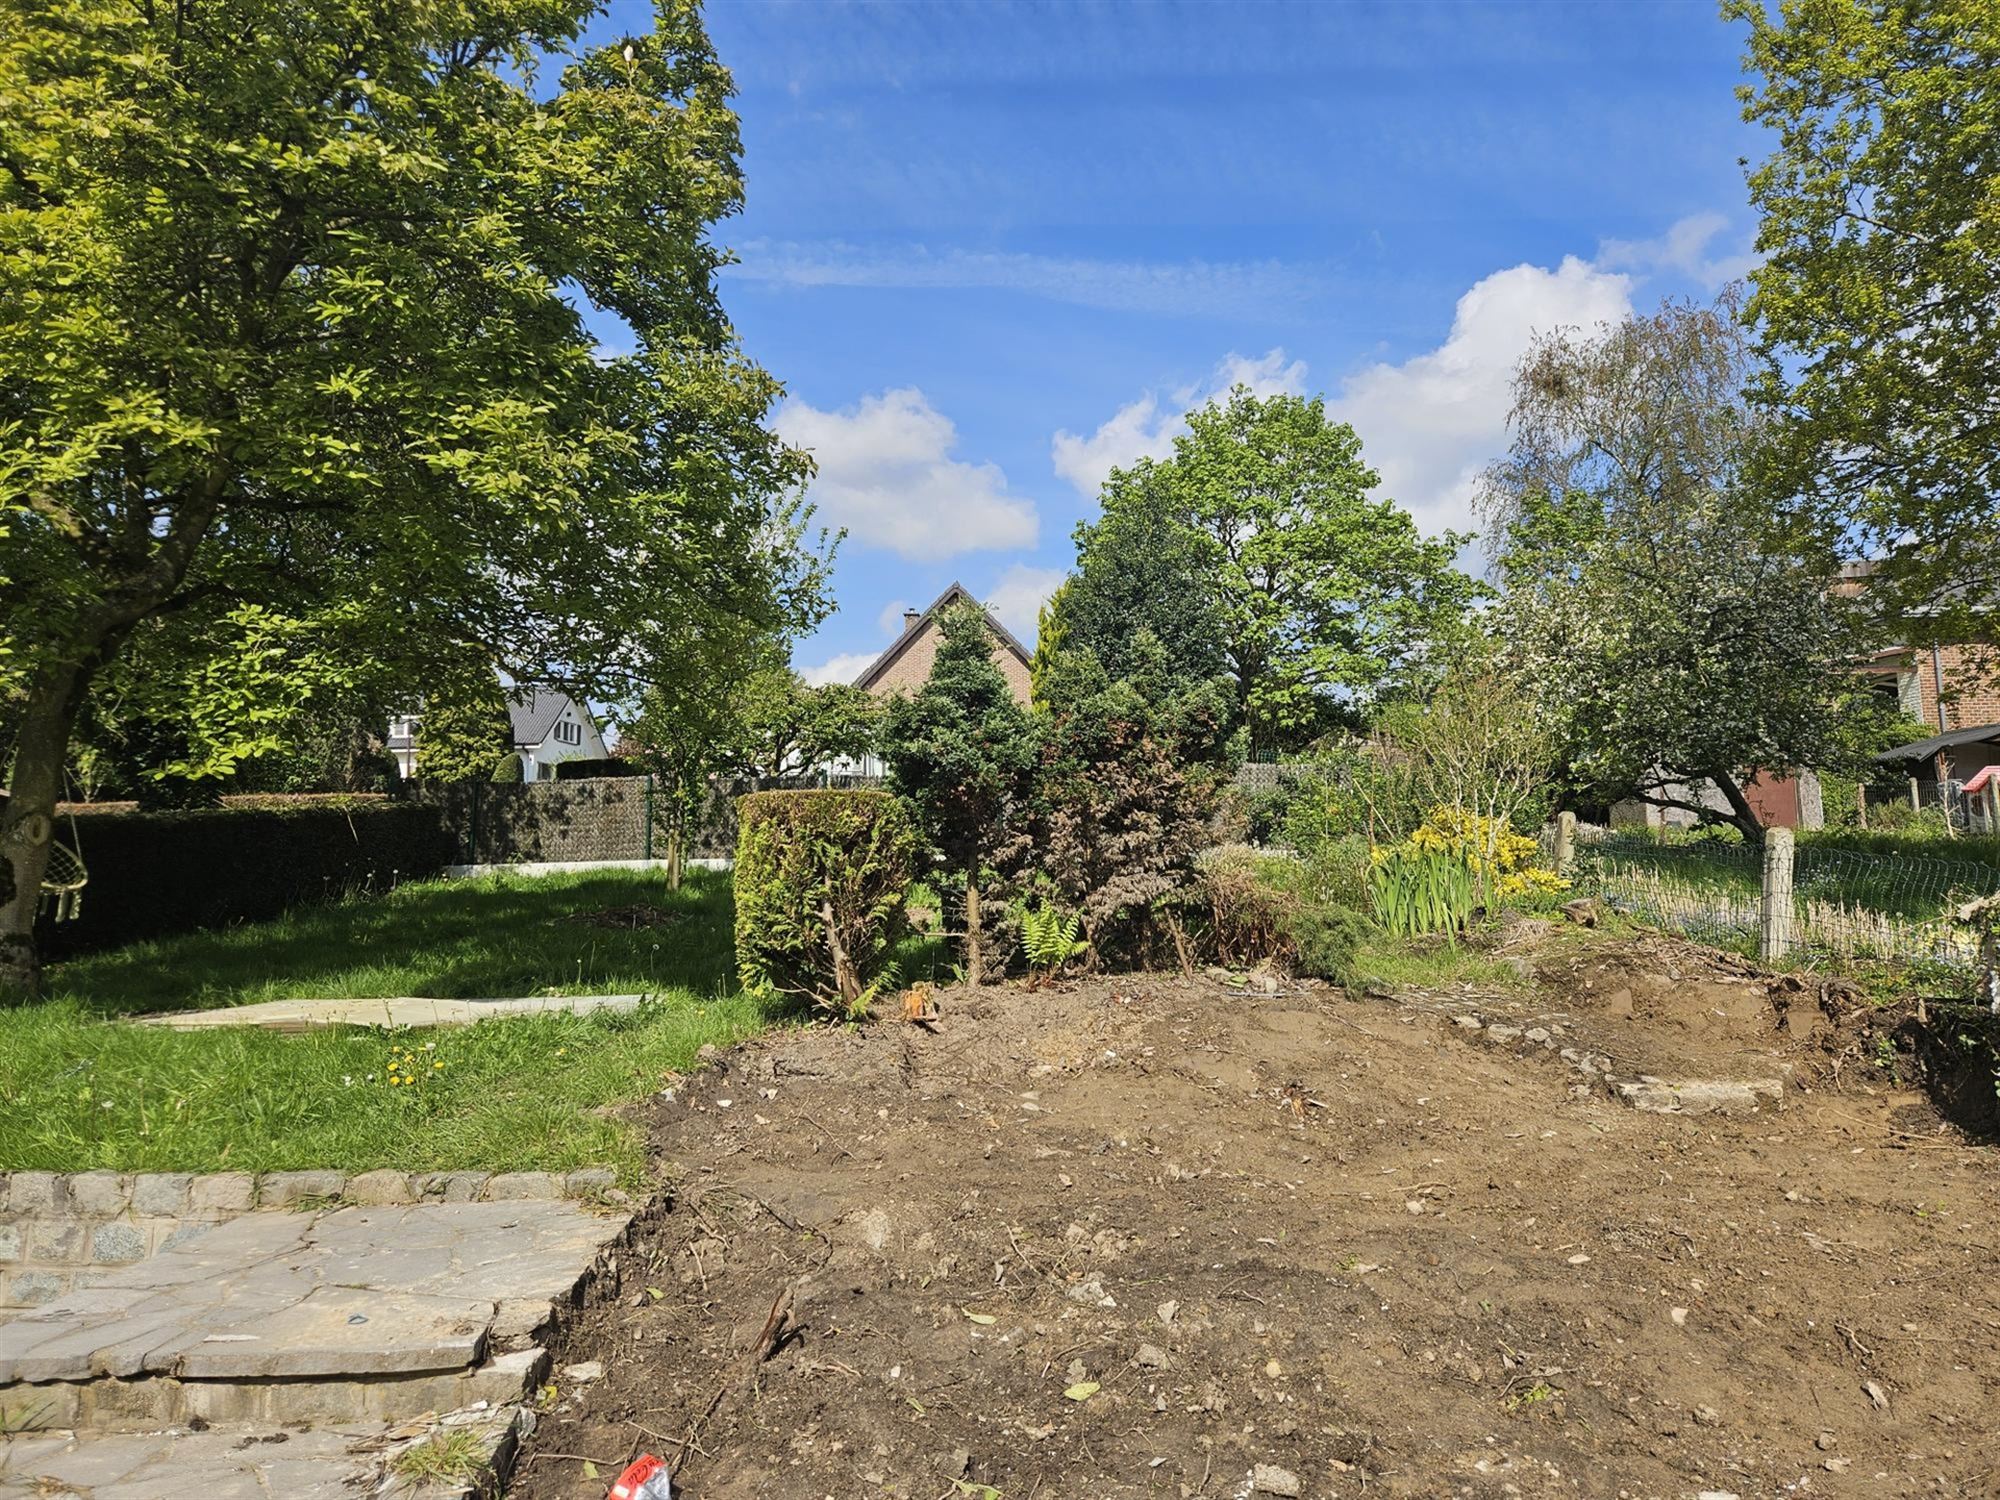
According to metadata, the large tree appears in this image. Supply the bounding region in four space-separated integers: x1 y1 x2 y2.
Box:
1483 295 1866 842
881 603 1037 985
1073 390 1477 755
0 0 829 992
1046 465 1228 693
1731 0 2000 638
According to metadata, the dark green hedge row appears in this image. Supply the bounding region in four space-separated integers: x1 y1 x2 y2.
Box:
554 758 641 781
36 802 456 960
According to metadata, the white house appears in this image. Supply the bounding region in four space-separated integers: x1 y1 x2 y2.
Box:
388 686 610 781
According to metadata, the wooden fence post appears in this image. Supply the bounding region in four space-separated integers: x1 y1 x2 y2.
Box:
1760 826 1794 963
1555 811 1576 877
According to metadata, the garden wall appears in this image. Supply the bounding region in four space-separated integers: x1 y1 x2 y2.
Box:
35 802 456 961
0 1167 621 1309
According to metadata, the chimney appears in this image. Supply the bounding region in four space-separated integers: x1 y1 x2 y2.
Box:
903 608 921 634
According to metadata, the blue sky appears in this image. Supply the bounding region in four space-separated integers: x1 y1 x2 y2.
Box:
598 0 1763 684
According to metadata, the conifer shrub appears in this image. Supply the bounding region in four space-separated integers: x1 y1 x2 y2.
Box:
733 790 915 1018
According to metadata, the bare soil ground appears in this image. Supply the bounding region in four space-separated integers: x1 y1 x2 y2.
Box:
512 924 2000 1500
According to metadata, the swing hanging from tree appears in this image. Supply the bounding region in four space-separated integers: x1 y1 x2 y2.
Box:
11 797 89 924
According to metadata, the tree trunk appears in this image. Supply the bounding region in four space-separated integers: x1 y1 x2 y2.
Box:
963 876 983 987
822 897 860 1010
666 822 684 891
1 662 93 999
1710 771 1767 845
0 481 220 998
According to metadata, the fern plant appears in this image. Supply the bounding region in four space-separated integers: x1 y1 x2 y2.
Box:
1020 902 1087 982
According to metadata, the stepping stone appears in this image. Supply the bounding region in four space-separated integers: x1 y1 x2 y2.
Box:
1616 1076 1784 1115
0 1202 626 1425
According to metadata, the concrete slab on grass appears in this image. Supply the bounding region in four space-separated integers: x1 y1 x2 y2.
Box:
135 993 646 1031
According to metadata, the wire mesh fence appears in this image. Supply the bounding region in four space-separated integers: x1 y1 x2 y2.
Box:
1574 831 2000 973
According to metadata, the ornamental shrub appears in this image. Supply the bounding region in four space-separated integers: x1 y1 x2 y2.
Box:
1193 845 1373 984
734 790 915 1018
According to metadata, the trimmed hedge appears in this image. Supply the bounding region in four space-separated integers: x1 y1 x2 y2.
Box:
35 802 456 961
554 757 641 781
733 790 914 1017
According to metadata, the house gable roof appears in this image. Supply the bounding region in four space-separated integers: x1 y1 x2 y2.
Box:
506 686 591 748
851 581 1032 693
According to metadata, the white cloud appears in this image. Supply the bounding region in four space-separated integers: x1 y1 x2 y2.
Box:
983 563 1066 642
874 599 914 635
773 387 1038 561
1598 212 1756 291
727 241 1324 319
1051 347 1307 499
1329 255 1635 539
796 650 878 688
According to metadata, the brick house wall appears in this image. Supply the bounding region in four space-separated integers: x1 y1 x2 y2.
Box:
1903 644 2000 732
862 614 1032 705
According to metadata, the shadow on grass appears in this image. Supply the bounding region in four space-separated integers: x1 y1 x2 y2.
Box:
47 869 739 1018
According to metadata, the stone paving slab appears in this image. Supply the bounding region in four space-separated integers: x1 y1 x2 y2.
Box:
0 1405 523 1498
137 994 645 1031
0 1202 625 1386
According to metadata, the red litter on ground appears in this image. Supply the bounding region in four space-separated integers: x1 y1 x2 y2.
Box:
607 1454 673 1499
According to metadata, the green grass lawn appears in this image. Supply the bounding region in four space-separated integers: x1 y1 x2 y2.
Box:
0 870 776 1178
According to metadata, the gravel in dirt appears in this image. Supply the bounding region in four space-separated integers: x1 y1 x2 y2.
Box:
511 931 2000 1499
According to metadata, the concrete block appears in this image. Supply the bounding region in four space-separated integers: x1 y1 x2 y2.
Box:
90 1223 148 1264
564 1168 619 1195
344 1169 413 1205
0 1379 82 1431
132 1173 194 1217
68 1171 131 1216
79 1375 178 1431
27 1220 84 1262
484 1172 563 1200
470 1345 550 1402
257 1169 347 1207
246 1376 374 1426
0 1220 22 1260
178 1377 271 1426
490 1297 552 1345
7 1171 64 1215
188 1173 256 1215
8 1269 66 1306
417 1171 491 1202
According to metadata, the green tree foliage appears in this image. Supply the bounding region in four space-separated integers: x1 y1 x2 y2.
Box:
624 621 771 890
1032 634 1232 965
1373 625 1558 849
1482 296 1864 842
881 603 1037 984
737 667 881 778
0 0 830 991
1730 0 2000 639
1051 469 1227 693
414 676 515 786
1070 390 1477 753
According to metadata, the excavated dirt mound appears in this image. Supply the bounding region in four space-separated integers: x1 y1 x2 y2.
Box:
513 934 2000 1500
